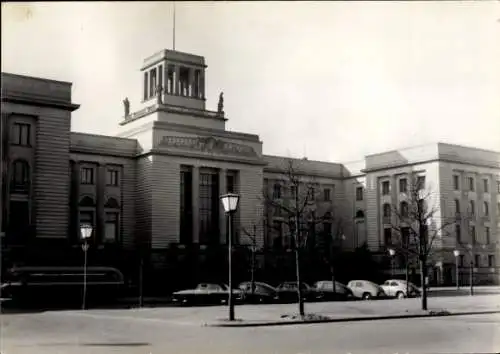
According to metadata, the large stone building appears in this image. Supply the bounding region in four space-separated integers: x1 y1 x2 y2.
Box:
1 48 499 285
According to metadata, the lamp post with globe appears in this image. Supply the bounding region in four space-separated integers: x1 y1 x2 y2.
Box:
453 249 461 290
80 223 93 310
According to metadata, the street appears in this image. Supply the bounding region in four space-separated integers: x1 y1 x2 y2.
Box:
1 295 499 354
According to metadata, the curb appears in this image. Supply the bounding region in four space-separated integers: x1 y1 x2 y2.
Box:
204 310 500 328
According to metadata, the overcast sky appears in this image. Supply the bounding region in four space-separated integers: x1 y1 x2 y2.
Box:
2 2 499 162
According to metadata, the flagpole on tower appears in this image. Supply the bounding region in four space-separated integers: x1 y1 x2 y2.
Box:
173 2 176 51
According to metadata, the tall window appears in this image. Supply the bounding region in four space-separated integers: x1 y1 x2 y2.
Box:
104 212 119 243
485 227 491 244
80 167 94 185
180 169 193 244
459 255 464 267
483 202 489 217
474 255 480 267
324 188 331 202
11 123 31 146
382 181 390 195
179 67 189 96
383 203 391 218
488 255 495 268
356 187 363 201
483 178 489 193
497 181 500 193
106 169 119 186
468 200 475 216
199 172 219 244
273 183 281 199
399 178 407 193
416 176 426 190
470 225 476 244
468 177 474 191
400 201 409 218
227 174 236 193
8 201 30 237
455 199 460 215
10 159 30 193
384 228 392 245
104 198 120 243
272 220 283 249
167 66 175 94
455 224 461 242
453 175 460 190
158 65 163 93
498 202 500 216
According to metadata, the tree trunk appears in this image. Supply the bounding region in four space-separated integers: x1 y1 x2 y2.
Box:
250 247 256 296
405 255 410 295
420 258 428 311
331 265 336 294
295 246 305 317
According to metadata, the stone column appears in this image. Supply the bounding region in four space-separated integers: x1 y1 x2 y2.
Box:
200 72 205 99
174 66 180 96
96 163 106 245
219 169 227 244
192 166 200 243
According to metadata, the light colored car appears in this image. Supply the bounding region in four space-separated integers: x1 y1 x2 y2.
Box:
313 280 353 301
380 279 421 299
347 280 385 300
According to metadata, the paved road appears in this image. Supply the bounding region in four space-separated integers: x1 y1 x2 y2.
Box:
1 309 499 354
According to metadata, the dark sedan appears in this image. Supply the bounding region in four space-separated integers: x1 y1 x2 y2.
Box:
275 281 315 303
238 281 277 304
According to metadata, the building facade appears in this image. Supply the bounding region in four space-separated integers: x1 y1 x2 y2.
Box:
1 48 499 285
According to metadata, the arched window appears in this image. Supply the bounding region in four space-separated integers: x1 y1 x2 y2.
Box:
355 210 365 219
383 203 391 218
79 196 95 207
104 197 120 209
10 159 30 193
483 201 489 217
400 202 409 218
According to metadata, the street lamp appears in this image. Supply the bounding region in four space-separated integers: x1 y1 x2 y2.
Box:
388 248 396 277
220 193 240 321
80 223 93 310
453 249 461 290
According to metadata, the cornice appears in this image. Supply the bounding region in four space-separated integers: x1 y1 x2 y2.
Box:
2 94 80 112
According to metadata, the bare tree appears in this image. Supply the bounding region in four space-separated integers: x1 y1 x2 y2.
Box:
387 173 455 310
262 158 333 317
240 223 259 297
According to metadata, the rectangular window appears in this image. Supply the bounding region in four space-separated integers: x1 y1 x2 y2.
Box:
417 176 426 190
399 178 407 193
193 69 201 98
167 66 174 94
469 200 475 216
80 167 94 185
453 175 460 190
455 224 461 242
455 199 460 214
106 169 119 186
356 187 363 201
179 67 189 96
324 188 331 202
273 183 281 199
470 225 476 244
158 65 163 93
485 227 490 244
227 174 236 193
11 123 31 146
104 212 119 242
459 255 464 267
383 228 392 245
484 202 489 217
488 255 495 268
483 178 489 193
180 169 193 244
468 177 474 191
382 181 390 195
474 255 480 267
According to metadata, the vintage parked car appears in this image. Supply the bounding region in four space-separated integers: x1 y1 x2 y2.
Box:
347 280 386 300
275 281 315 303
238 281 277 304
312 280 353 301
380 279 421 299
171 283 244 305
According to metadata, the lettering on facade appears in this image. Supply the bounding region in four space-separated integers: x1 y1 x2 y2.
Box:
159 136 257 157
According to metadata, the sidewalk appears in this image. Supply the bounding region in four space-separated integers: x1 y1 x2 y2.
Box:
58 293 500 328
